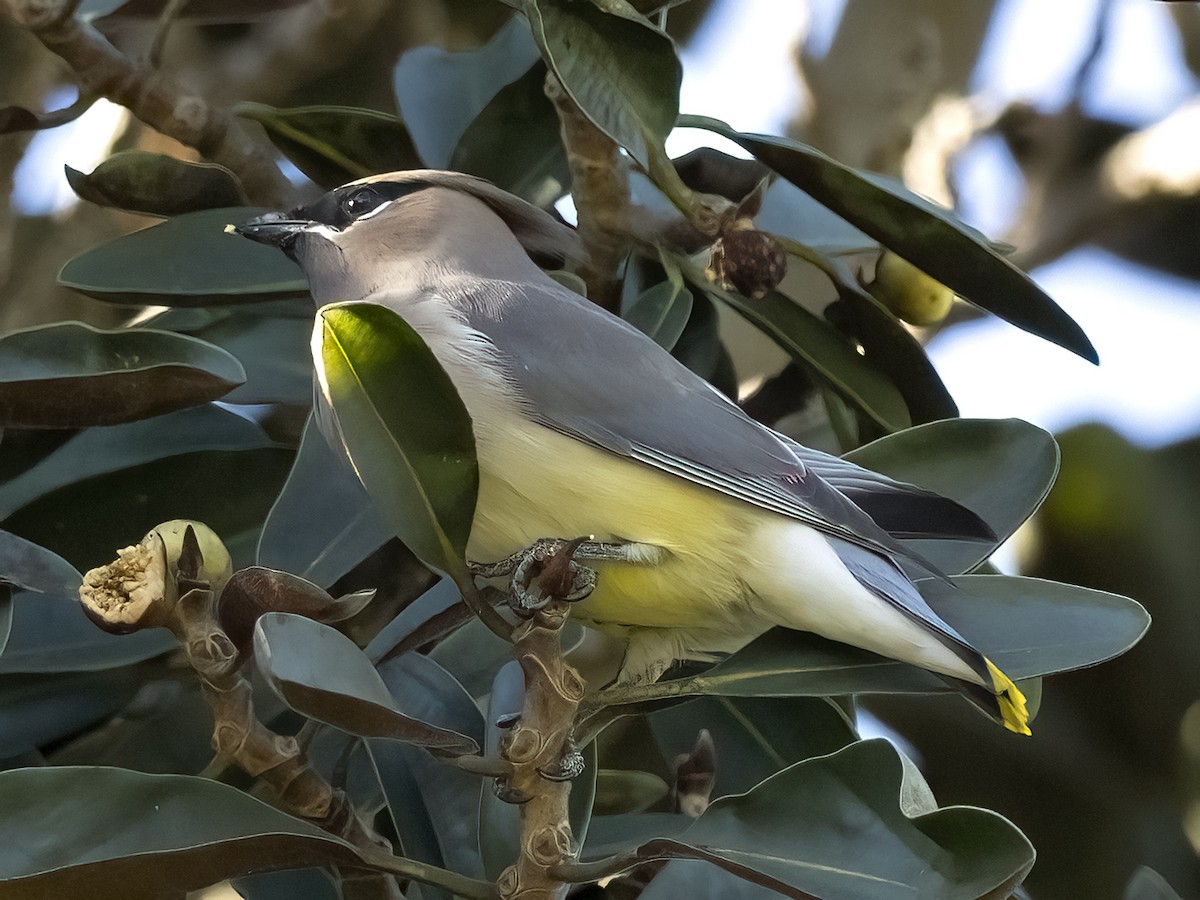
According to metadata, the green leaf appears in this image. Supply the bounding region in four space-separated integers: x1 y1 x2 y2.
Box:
599 575 1148 706
584 739 1033 899
315 302 478 581
641 860 800 899
756 177 876 257
254 612 479 755
450 62 570 205
0 768 365 899
691 276 910 432
82 0 309 23
395 15 542 168
680 115 1098 363
65 151 246 216
0 322 246 428
594 769 670 815
0 529 79 596
257 415 392 589
59 207 307 306
846 418 1059 574
235 103 422 189
626 278 694 351
522 0 681 169
234 869 342 900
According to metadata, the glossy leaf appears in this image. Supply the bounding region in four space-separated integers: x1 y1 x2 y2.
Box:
66 151 246 216
0 322 246 428
316 302 478 581
522 0 680 169
691 277 909 432
235 103 422 189
846 418 1060 574
680 115 1098 363
59 207 307 306
395 15 541 168
584 739 1032 899
0 767 365 899
450 62 570 205
626 278 694 351
257 415 392 588
600 575 1148 706
254 612 478 755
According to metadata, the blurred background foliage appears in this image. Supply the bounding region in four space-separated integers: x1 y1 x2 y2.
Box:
0 1 1196 898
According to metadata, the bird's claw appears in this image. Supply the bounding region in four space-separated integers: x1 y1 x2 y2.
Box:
538 739 585 782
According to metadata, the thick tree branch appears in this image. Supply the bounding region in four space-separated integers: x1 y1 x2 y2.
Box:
2 0 293 205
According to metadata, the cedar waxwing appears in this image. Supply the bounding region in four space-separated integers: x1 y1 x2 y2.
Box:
235 170 1030 735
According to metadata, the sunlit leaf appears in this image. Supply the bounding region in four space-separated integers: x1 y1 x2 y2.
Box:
680 115 1097 363
254 612 478 755
315 302 478 581
584 739 1033 899
846 418 1059 573
0 767 364 899
257 415 392 588
522 0 680 169
66 151 246 216
59 208 307 306
0 322 245 428
235 103 422 189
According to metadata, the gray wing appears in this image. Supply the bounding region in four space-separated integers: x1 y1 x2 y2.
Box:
461 278 933 565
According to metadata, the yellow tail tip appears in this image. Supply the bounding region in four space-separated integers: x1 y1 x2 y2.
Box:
986 658 1032 736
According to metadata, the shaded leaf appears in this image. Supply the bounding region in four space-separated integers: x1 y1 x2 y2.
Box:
66 151 246 216
681 115 1097 363
594 768 670 815
450 62 570 205
0 106 40 135
0 670 141 758
86 0 309 21
522 0 680 169
428 616 515 699
756 177 876 257
0 529 79 595
690 275 909 432
254 612 478 755
0 322 245 428
315 303 478 581
626 278 694 351
396 15 541 169
602 576 1148 706
642 860 793 900
366 578 465 664
257 415 392 589
235 103 422 189
0 767 365 899
1124 867 1184 900
846 418 1059 574
585 739 1033 899
234 869 342 900
59 208 307 306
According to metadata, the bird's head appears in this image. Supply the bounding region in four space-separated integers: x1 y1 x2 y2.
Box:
234 170 581 302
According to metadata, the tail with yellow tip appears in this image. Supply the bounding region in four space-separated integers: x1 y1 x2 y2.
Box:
984 658 1031 735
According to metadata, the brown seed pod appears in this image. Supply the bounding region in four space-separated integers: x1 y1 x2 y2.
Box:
708 223 788 299
217 566 374 658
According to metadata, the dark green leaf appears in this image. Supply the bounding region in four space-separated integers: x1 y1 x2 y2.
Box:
66 151 246 216
522 0 681 169
626 278 694 351
396 15 541 168
600 575 1148 705
0 670 141 758
235 103 422 189
584 739 1033 899
366 578 464 663
690 276 909 432
257 415 392 588
642 860 792 899
254 612 479 754
0 322 246 428
58 208 307 306
680 115 1098 363
316 302 478 581
182 306 314 406
450 62 570 205
594 768 670 815
846 418 1060 574
0 767 364 899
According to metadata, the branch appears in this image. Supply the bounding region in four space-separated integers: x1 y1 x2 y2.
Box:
2 0 293 205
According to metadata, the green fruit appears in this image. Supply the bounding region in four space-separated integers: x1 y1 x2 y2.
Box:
871 252 956 326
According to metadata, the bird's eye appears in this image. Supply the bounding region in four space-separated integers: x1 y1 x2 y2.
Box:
341 187 384 218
